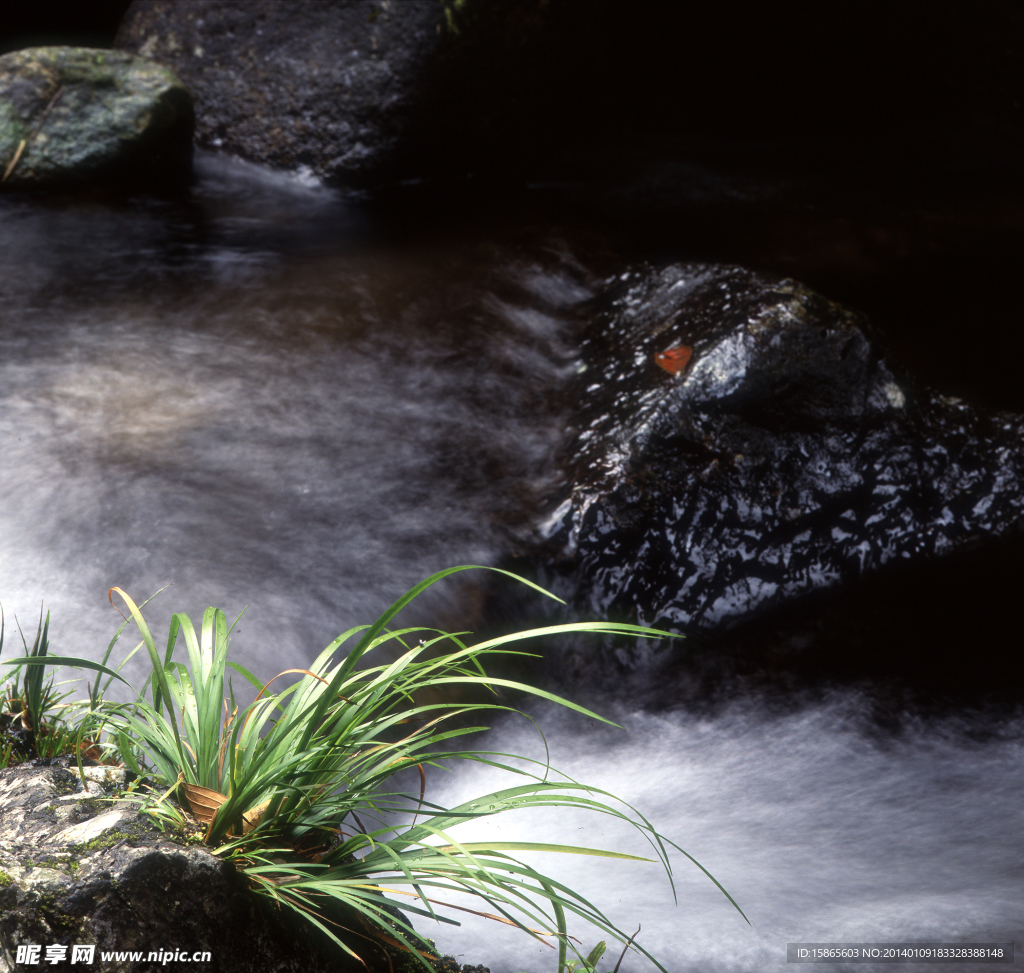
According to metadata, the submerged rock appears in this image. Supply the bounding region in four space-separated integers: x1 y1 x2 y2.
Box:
542 264 1024 632
0 47 193 190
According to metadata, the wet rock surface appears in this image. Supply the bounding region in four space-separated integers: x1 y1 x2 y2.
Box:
0 763 369 972
541 264 1024 636
0 47 193 190
109 1 1024 192
114 0 446 183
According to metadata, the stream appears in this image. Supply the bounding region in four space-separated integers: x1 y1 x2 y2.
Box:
0 151 1020 972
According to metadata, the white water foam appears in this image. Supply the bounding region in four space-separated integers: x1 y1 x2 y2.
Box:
422 696 1022 973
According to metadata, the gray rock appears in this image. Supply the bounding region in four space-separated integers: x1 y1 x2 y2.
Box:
114 0 446 183
0 47 193 190
542 264 1024 633
0 763 379 972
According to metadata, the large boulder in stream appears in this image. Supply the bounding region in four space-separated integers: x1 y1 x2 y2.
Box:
114 0 447 182
542 264 1024 634
0 48 193 190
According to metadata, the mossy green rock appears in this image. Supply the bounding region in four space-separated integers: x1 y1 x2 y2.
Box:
0 47 193 189
0 764 351 971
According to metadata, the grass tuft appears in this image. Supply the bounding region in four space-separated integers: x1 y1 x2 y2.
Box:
2 567 747 971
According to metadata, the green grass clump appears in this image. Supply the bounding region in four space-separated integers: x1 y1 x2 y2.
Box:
0 605 111 765
2 566 747 971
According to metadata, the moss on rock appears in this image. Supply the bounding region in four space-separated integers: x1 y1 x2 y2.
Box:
0 46 193 189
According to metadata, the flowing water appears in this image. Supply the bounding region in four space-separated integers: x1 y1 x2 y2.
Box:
0 152 587 686
0 153 1020 972
427 698 1023 972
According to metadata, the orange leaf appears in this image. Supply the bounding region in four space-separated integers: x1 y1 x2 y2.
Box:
654 345 693 374
180 779 228 824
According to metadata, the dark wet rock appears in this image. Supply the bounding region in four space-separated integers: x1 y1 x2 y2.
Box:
112 1 1024 191
0 47 193 190
0 762 406 972
114 0 447 183
541 264 1024 635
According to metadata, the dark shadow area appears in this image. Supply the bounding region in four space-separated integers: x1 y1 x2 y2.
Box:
693 531 1024 713
407 0 1023 183
0 0 132 55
